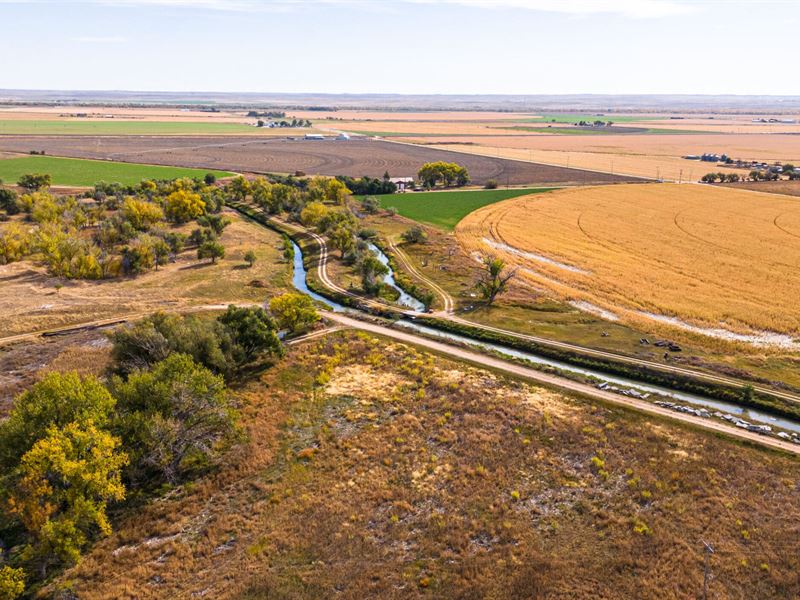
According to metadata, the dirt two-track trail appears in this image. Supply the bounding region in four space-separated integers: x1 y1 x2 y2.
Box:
320 312 800 456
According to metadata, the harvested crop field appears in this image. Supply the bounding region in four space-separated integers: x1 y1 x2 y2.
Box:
0 136 641 186
456 183 800 349
401 133 800 181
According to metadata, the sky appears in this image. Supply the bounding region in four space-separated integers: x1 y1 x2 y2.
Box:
0 0 798 95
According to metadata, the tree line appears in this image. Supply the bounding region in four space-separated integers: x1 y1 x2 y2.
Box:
0 173 230 279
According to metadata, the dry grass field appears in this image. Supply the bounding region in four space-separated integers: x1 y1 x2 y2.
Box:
41 331 800 599
401 133 800 181
456 184 800 350
0 211 291 337
719 179 800 198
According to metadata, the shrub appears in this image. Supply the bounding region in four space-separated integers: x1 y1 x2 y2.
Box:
244 249 257 267
401 225 428 244
484 179 498 189
0 566 25 600
17 173 51 191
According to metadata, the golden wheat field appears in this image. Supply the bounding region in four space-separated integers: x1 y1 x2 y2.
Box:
402 133 800 181
456 183 800 348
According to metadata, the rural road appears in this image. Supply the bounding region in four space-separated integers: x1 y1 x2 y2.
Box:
377 225 800 406
320 311 800 456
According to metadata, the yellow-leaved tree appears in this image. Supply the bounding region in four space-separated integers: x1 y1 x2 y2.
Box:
8 422 127 576
162 189 205 223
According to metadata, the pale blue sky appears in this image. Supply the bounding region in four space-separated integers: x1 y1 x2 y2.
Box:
1 0 797 95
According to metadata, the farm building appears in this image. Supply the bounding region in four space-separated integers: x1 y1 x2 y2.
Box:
390 176 415 191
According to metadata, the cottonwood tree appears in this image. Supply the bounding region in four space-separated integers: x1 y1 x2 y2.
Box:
269 292 320 333
329 223 356 258
226 176 251 202
359 254 389 295
163 190 205 223
0 373 124 580
476 255 517 305
111 353 235 484
8 422 127 577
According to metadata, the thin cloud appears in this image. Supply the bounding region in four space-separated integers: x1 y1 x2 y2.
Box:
72 35 128 42
2 0 699 18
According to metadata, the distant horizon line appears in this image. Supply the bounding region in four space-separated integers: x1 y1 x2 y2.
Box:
2 89 800 99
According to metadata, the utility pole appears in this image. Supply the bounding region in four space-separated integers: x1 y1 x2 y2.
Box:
702 540 714 600
679 169 683 184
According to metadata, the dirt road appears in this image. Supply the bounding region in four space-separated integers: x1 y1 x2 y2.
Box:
323 312 800 456
384 231 800 406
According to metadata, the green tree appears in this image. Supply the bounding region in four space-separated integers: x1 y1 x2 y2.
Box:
361 196 380 214
329 223 356 258
111 354 235 484
217 305 284 367
269 292 320 333
0 188 19 214
741 384 755 404
17 173 51 192
417 162 469 188
198 240 225 264
359 254 389 295
244 249 257 267
476 255 517 305
152 237 170 270
8 422 126 575
197 213 231 235
204 173 217 185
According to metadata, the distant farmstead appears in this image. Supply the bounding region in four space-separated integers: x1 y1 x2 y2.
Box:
390 176 415 191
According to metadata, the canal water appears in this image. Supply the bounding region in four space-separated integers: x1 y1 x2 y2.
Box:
290 241 800 434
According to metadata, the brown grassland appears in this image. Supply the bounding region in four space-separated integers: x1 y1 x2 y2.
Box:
38 330 800 599
455 184 800 349
0 210 291 338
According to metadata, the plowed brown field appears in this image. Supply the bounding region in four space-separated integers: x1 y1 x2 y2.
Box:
0 136 640 185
